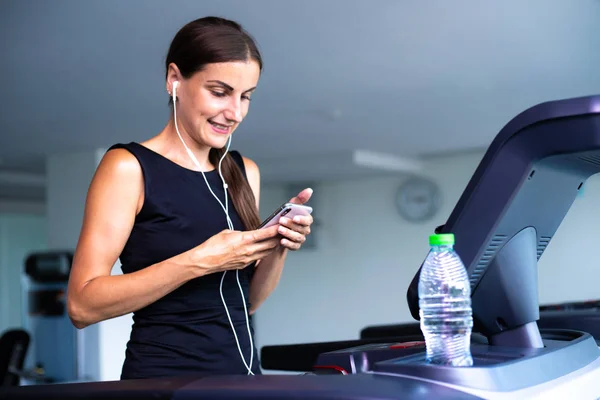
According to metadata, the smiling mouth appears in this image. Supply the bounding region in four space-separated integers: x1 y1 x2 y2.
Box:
208 120 232 134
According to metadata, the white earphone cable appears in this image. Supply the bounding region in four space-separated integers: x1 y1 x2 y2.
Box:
172 82 255 375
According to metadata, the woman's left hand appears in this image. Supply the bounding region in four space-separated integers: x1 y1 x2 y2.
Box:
277 188 314 251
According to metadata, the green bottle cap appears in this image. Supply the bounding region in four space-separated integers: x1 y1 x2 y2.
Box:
429 233 455 246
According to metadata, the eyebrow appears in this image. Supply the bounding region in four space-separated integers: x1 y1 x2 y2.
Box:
207 80 256 94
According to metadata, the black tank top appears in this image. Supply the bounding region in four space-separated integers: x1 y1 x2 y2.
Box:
107 142 261 380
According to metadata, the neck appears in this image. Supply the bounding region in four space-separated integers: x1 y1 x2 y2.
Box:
163 116 213 171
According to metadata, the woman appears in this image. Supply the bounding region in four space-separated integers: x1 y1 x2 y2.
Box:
66 16 313 379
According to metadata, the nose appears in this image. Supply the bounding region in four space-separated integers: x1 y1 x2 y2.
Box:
224 96 243 123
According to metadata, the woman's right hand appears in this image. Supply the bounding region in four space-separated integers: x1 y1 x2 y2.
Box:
190 225 282 275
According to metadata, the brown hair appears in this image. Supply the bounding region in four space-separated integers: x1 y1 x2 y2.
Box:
165 17 262 230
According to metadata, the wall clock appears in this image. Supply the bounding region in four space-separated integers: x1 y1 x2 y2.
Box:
395 177 441 223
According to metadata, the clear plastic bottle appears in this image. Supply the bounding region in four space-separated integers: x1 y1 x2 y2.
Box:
419 233 473 366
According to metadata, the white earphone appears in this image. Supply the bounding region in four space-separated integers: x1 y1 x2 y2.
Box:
172 80 255 375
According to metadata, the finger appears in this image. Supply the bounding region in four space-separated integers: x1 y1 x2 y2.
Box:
277 225 306 243
280 215 313 228
245 249 280 267
244 225 280 243
257 237 281 250
242 242 280 266
280 238 302 251
245 238 280 256
292 214 313 226
279 217 311 235
288 188 313 205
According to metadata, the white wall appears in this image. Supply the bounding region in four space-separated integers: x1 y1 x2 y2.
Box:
253 151 600 354
0 199 46 215
0 212 47 335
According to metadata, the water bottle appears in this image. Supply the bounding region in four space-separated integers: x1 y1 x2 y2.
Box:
419 233 473 366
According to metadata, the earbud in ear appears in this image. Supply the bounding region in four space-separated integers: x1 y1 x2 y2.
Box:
172 81 179 99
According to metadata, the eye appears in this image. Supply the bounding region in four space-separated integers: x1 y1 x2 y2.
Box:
242 95 252 101
211 91 227 98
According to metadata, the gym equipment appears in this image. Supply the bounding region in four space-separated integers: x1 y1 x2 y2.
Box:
2 94 600 399
0 329 30 387
359 300 600 343
20 252 77 384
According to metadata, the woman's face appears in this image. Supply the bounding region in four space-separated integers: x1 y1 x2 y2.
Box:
168 60 261 150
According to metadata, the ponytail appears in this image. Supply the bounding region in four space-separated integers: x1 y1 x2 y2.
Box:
209 148 261 231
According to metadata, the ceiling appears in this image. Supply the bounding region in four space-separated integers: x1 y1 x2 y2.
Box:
1 0 600 198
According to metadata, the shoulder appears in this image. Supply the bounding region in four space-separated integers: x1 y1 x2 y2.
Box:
92 147 144 212
100 146 143 178
242 155 260 189
242 155 260 206
229 150 259 184
229 151 260 204
241 156 259 182
83 147 142 215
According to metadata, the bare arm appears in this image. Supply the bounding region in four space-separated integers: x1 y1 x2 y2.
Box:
66 149 200 328
249 249 288 314
67 149 280 329
243 156 289 313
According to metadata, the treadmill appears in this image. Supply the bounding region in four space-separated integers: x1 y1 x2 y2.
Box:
2 95 600 399
359 300 600 342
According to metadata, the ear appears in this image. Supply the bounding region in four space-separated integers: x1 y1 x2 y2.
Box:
166 63 182 95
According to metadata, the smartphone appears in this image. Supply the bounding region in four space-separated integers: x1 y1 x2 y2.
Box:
258 203 313 229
